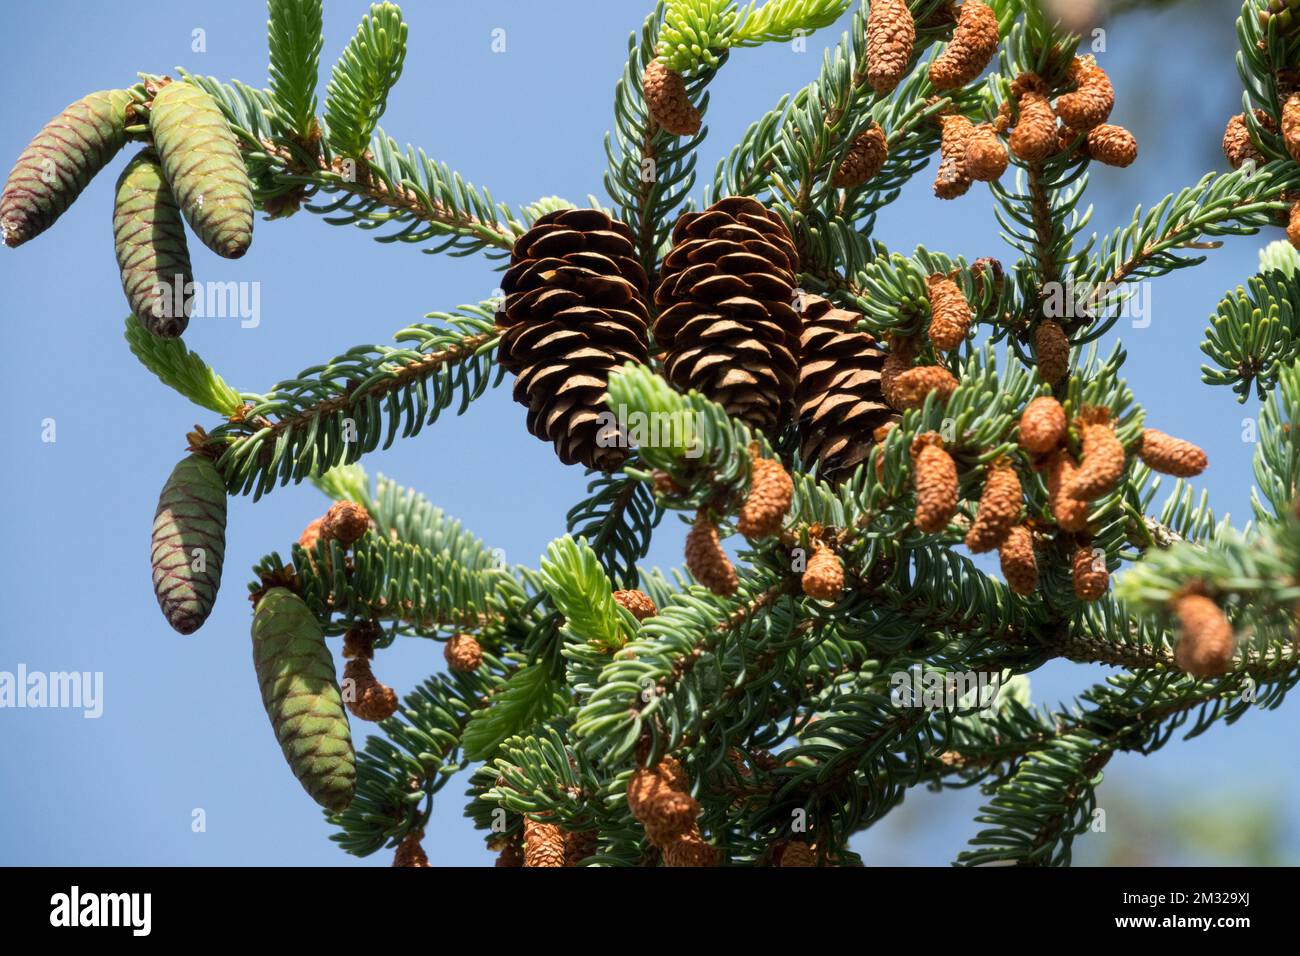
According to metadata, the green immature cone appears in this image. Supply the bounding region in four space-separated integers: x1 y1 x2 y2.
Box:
251 588 356 812
114 150 193 338
1 89 132 247
150 454 227 634
148 81 253 259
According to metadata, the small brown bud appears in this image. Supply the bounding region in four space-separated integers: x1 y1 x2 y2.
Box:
320 500 371 547
998 524 1038 596
1071 546 1109 601
642 59 700 136
928 0 1000 90
1033 319 1070 385
1086 124 1138 167
833 123 889 188
911 433 959 534
964 459 1022 553
1138 429 1208 478
444 633 483 673
685 512 738 597
1172 593 1234 678
802 543 845 601
613 589 658 620
737 454 794 539
1018 396 1067 455
926 273 973 351
1223 111 1274 170
1055 56 1114 131
866 0 917 95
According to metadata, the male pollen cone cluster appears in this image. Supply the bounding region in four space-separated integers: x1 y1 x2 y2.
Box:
392 829 429 867
1172 592 1235 679
1138 429 1209 478
1033 319 1070 385
833 123 889 188
1071 545 1109 601
627 756 715 866
964 458 1022 553
883 335 960 411
928 0 1000 90
999 524 1038 596
736 451 793 539
1066 409 1126 501
686 511 739 597
911 433 959 533
1009 77 1058 163
866 0 917 95
642 58 701 137
1018 395 1067 456
613 588 658 620
935 114 975 199
341 627 399 722
802 542 845 601
444 633 483 673
1222 110 1275 170
926 273 973 351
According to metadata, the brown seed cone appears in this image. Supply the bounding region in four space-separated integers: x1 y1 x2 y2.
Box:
298 517 323 551
393 830 429 867
661 827 717 867
320 500 371 547
1046 449 1090 532
802 543 845 601
911 433 959 533
1223 110 1275 170
1018 396 1067 455
777 841 817 867
523 819 568 868
1055 56 1114 131
1283 92 1300 163
1289 201 1300 251
998 524 1038 596
1033 319 1070 385
444 633 483 673
642 59 701 137
737 454 794 539
1172 593 1235 679
1067 412 1126 501
1138 428 1208 478
832 123 889 188
866 0 917 95
891 364 960 411
343 658 399 722
796 296 897 484
653 196 801 434
964 459 1022 553
1010 89 1058 163
929 0 1000 90
613 588 658 620
563 830 598 867
965 123 1009 182
499 208 651 470
1071 546 1109 601
926 273 973 351
685 512 738 597
880 335 917 409
935 114 975 200
1087 124 1137 167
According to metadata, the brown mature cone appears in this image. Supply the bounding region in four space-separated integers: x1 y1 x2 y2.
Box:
1138 429 1208 478
643 59 701 137
965 123 1009 182
498 208 651 470
832 123 889 188
911 433 959 534
935 114 975 200
802 543 845 601
926 273 972 351
444 633 483 673
929 0 1000 90
1087 124 1138 167
1223 111 1275 170
523 819 567 868
661 827 717 867
1289 201 1300 251
612 588 657 620
737 453 793 539
999 524 1038 596
1018 396 1067 456
393 830 429 867
866 0 917 95
342 658 399 722
685 511 738 597
778 841 817 867
964 458 1022 553
320 500 370 547
1071 545 1109 601
891 364 960 411
1046 449 1090 532
653 196 801 434
1067 410 1126 501
1055 56 1114 131
1033 319 1070 385
1173 592 1234 678
1283 92 1300 163
1010 88 1058 163
795 295 896 483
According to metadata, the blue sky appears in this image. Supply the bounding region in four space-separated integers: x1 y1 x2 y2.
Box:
0 0 1294 866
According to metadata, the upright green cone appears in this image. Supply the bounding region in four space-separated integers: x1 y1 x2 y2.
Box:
114 150 193 338
150 454 226 633
1 89 132 247
252 588 356 812
148 81 253 259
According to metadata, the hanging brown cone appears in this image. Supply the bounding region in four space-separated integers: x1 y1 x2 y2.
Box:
891 364 960 411
935 114 975 200
444 633 483 673
911 433 959 533
498 208 651 470
866 0 917 95
1046 449 1090 532
737 452 794 539
523 819 568 868
342 658 399 722
320 500 371 547
653 196 801 434
495 843 524 867
929 0 1000 90
880 335 917 409
1223 110 1275 170
1018 396 1067 455
965 123 1009 182
627 757 689 818
1010 86 1058 163
612 589 657 620
1033 319 1070 385
1172 593 1235 678
832 123 889 188
642 59 701 137
1283 92 1300 163
1087 124 1138 167
802 543 845 601
640 788 700 846
926 273 973 351
685 511 738 597
964 459 1022 553
661 827 717 867
998 524 1038 596
1054 56 1114 131
795 296 896 484
777 841 817 867
342 623 379 660
1071 545 1109 601
1138 429 1208 478
1289 201 1300 251
393 829 429 867
1068 410 1126 501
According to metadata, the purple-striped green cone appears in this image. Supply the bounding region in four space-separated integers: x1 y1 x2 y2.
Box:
150 454 226 634
252 588 356 812
114 149 193 339
1 89 132 247
148 81 253 259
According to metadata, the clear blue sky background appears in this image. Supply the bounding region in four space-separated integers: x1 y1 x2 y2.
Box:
0 0 1294 866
